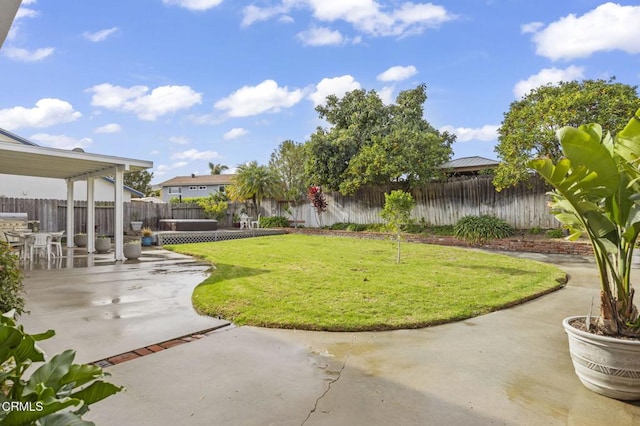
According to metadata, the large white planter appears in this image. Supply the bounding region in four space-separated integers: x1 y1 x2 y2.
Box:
123 241 142 260
563 316 640 400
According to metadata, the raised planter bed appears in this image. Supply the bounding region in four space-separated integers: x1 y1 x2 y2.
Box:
159 219 218 232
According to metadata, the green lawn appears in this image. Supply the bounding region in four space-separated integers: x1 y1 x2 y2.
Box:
167 234 566 331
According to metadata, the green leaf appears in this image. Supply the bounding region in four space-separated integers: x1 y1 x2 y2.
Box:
0 324 23 364
24 350 76 396
70 380 124 406
2 398 81 426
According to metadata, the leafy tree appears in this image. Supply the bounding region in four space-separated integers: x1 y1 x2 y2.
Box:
124 169 153 195
269 140 308 217
494 78 640 190
305 84 454 195
208 162 229 175
226 161 281 215
380 190 415 263
198 193 228 221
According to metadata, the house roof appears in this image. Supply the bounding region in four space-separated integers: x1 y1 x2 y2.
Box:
159 174 236 186
440 156 499 171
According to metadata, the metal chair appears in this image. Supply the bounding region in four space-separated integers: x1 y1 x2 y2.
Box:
28 233 52 262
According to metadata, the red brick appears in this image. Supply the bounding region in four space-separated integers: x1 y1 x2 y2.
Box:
134 347 154 356
107 352 140 364
147 344 165 353
160 339 187 349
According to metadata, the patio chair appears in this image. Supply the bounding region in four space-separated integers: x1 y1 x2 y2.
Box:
250 214 261 229
239 213 250 229
49 230 64 257
3 231 24 257
28 232 52 262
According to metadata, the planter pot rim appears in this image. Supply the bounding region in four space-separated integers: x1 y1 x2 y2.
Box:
563 315 640 347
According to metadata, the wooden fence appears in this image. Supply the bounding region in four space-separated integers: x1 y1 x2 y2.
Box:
0 176 559 233
0 199 208 235
277 176 558 229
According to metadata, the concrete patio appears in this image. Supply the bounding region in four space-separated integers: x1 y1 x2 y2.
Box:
16 246 640 425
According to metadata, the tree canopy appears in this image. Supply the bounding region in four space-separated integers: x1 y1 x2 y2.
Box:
493 78 640 190
268 140 307 207
305 84 455 195
226 161 281 214
208 162 229 175
124 170 153 196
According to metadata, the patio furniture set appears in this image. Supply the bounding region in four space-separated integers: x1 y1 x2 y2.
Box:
3 230 65 263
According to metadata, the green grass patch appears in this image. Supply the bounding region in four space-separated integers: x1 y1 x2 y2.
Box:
168 234 566 331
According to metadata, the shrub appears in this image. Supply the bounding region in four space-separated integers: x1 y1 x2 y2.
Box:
546 228 564 239
259 216 290 228
529 226 543 235
0 241 26 316
454 215 513 244
0 311 123 424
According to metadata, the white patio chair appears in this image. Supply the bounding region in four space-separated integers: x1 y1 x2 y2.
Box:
28 232 52 262
49 230 64 257
239 213 250 229
250 214 261 229
3 231 24 257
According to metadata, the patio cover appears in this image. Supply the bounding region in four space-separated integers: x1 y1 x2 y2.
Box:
0 0 22 48
0 140 153 261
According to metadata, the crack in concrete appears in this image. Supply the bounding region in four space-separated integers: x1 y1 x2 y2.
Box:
301 336 355 426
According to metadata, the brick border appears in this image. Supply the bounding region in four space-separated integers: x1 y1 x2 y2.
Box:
91 324 232 368
284 228 594 256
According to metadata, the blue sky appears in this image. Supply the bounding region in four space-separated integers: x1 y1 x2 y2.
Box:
1 0 639 184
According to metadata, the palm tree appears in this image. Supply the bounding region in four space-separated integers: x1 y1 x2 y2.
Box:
208 162 229 175
227 161 281 215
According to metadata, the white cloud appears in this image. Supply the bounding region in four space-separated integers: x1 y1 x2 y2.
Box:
169 136 190 145
30 133 93 150
297 26 344 46
377 65 417 82
0 98 81 130
94 123 121 134
87 83 202 121
155 161 189 176
530 3 640 61
171 149 219 160
378 86 395 104
309 75 361 106
242 1 455 37
83 27 119 42
3 47 54 62
223 128 248 140
521 22 543 34
513 66 585 99
214 80 303 117
162 0 223 11
439 125 499 142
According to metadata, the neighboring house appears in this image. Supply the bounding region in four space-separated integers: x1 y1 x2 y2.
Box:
0 128 144 202
440 156 500 176
158 174 236 202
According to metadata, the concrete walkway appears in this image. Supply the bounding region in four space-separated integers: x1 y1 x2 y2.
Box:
19 248 640 425
19 247 229 364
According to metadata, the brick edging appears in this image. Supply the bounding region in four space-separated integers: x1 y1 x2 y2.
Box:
283 228 593 256
91 323 232 368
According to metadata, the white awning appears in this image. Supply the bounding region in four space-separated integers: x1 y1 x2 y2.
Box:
0 141 152 181
0 0 22 48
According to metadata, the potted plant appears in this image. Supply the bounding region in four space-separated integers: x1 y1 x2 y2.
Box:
141 227 153 247
74 233 87 248
123 239 142 260
95 235 111 253
130 211 143 232
530 108 640 400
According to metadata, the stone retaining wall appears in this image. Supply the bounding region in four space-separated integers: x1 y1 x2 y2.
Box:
284 228 594 256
